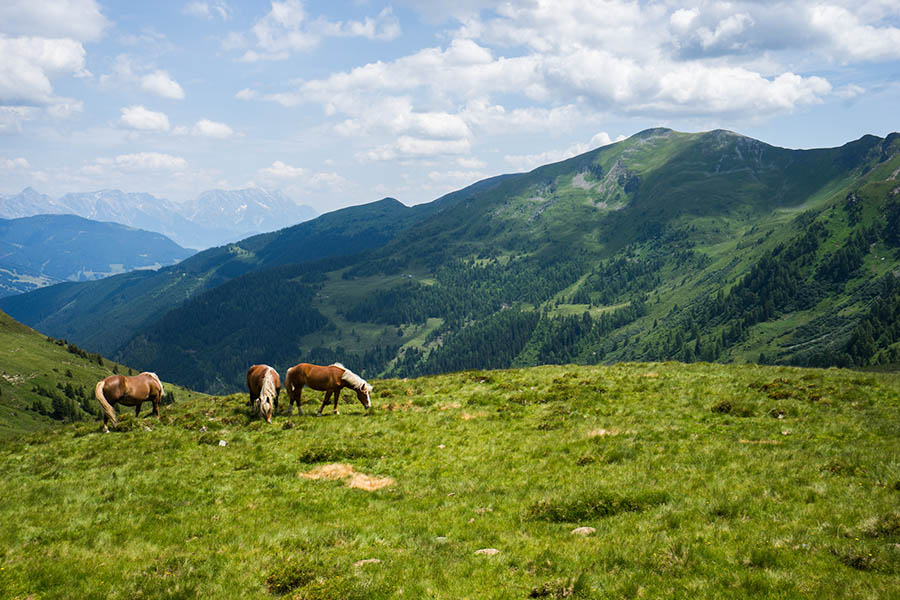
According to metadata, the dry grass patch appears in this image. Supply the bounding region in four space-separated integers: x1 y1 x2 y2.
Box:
300 462 395 491
347 472 395 491
300 463 356 480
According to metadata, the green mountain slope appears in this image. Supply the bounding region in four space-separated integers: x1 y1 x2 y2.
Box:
0 214 194 297
3 129 899 395
0 197 424 354
0 309 204 438
1 363 899 597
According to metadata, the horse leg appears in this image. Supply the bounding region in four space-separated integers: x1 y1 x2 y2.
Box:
318 391 331 416
333 389 340 415
103 412 110 433
296 386 304 416
152 398 160 419
135 402 141 418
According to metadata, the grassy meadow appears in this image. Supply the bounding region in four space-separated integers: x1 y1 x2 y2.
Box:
1 362 899 599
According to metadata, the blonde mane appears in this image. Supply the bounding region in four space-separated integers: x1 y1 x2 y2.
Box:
260 367 277 404
332 363 372 392
141 371 165 396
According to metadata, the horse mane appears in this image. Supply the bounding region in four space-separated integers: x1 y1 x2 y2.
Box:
141 371 165 396
260 367 277 404
334 364 372 393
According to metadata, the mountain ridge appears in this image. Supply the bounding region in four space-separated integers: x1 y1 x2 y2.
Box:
0 214 195 297
2 128 899 393
0 187 318 250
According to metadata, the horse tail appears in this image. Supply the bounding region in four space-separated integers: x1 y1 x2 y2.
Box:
143 371 165 397
95 379 118 426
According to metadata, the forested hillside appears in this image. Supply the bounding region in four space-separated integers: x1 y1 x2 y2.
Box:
3 129 899 395
0 214 194 297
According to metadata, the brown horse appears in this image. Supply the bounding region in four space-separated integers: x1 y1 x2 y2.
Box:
284 362 372 416
95 372 165 432
247 364 281 423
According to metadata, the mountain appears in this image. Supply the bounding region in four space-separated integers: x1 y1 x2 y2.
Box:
0 187 318 250
0 197 433 356
0 214 195 297
180 188 317 243
3 129 899 393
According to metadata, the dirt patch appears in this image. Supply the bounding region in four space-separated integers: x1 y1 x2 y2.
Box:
300 463 395 491
300 463 356 480
438 402 461 410
347 473 395 491
641 372 659 378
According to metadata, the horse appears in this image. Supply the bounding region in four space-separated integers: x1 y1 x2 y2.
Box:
247 364 281 423
284 362 372 416
95 372 165 433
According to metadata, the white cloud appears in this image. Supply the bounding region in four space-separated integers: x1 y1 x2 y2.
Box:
257 160 349 193
504 132 623 172
0 35 88 105
809 4 900 62
140 70 185 100
359 137 472 162
2 157 30 170
260 160 307 179
0 0 108 41
98 152 188 171
235 87 258 100
120 105 171 131
183 2 231 20
0 106 39 133
192 119 234 138
239 0 401 61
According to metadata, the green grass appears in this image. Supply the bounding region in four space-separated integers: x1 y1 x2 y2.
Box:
0 310 208 439
1 362 899 598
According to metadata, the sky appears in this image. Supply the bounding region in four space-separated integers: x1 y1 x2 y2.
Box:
1 0 899 214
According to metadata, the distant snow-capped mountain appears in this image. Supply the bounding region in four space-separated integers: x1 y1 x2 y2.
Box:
181 188 317 241
0 187 318 249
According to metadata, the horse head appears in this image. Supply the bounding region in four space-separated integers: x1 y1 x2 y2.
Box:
354 381 373 410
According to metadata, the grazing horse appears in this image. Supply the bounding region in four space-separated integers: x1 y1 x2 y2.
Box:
247 364 281 423
284 362 372 416
95 372 165 433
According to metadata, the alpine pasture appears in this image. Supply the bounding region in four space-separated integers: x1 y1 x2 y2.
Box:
1 362 899 598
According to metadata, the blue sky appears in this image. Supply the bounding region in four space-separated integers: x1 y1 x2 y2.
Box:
1 1 899 213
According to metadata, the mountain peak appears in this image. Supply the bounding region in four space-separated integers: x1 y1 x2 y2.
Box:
631 127 674 139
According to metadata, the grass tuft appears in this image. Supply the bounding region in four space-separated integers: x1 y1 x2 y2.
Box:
526 489 670 523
